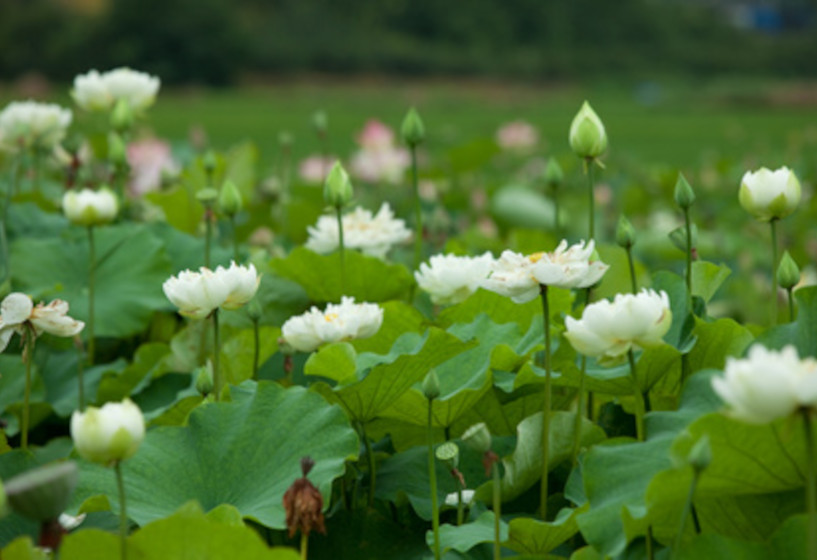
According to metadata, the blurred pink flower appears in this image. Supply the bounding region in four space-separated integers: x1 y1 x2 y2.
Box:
350 147 410 185
127 138 179 197
496 120 539 151
357 120 395 150
298 155 336 185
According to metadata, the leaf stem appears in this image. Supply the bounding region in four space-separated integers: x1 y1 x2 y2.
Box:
336 205 346 296
586 158 595 241
539 284 551 521
627 349 646 441
360 421 376 508
212 308 221 401
626 246 638 294
684 207 693 297
115 461 128 560
770 218 779 325
672 468 701 559
87 226 96 365
428 398 441 560
492 460 502 560
803 409 817 560
410 145 422 271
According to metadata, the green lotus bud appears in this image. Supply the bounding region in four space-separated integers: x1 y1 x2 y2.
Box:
688 435 711 473
247 298 263 322
422 369 440 401
669 224 698 253
739 166 801 222
218 179 243 217
777 251 800 290
461 422 492 454
615 214 636 249
323 161 353 207
312 110 328 134
195 362 214 396
401 107 425 147
107 132 127 167
674 173 696 210
62 187 119 227
196 188 218 207
543 158 564 189
569 101 607 159
203 150 218 175
110 99 134 133
435 441 459 470
4 462 78 522
279 131 294 149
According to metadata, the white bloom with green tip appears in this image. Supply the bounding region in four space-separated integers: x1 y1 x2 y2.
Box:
62 188 119 227
281 296 383 353
415 252 494 305
70 399 145 465
739 166 800 221
163 261 260 319
0 101 72 151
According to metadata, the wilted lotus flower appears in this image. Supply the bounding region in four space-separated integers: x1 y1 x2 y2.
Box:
281 296 383 353
739 166 801 222
496 120 539 151
0 100 72 151
298 154 337 184
283 457 326 539
712 344 817 424
415 252 494 305
163 261 260 319
126 138 179 196
305 203 412 259
62 187 119 227
70 399 145 465
72 68 160 113
564 289 672 364
482 240 608 304
0 292 85 352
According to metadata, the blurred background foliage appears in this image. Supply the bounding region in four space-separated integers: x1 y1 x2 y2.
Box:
2 0 817 85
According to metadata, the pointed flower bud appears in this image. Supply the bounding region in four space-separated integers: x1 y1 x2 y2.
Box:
312 111 328 134
247 298 263 322
110 98 134 133
435 441 460 470
278 131 294 149
218 179 243 217
422 369 440 401
195 362 214 396
739 166 800 222
323 161 353 208
688 435 711 473
401 107 425 147
777 251 800 290
615 214 636 249
462 422 492 454
544 158 564 189
283 456 326 538
107 132 127 167
569 101 607 159
669 224 698 254
674 173 696 209
203 150 218 175
4 462 78 522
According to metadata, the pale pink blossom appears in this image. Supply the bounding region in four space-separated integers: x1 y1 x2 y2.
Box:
126 138 179 197
298 154 336 184
496 121 539 151
357 119 395 150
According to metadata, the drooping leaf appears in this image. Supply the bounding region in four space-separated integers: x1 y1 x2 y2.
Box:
691 261 731 303
505 505 586 555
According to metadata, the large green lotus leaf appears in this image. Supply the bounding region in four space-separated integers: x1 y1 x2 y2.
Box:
691 261 731 303
311 328 474 423
60 502 299 560
220 326 280 385
381 314 542 429
39 352 127 416
146 221 233 273
270 247 414 303
7 201 68 240
144 186 204 234
686 317 753 373
72 382 359 529
651 271 694 350
475 411 605 503
430 511 509 555
675 514 806 559
11 223 172 338
450 387 554 440
350 300 426 355
1 537 49 560
505 505 586 555
756 286 817 358
96 343 171 403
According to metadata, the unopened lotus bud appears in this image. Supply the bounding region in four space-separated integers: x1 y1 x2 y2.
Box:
435 441 459 470
203 150 218 175
688 435 711 473
569 101 607 159
4 462 78 522
62 187 119 227
615 214 636 249
70 399 145 465
462 422 492 454
544 159 564 189
108 132 127 167
739 166 800 222
669 224 698 254
110 99 134 133
401 107 425 147
777 251 800 290
323 161 353 207
195 363 214 396
246 298 263 322
218 179 243 217
283 456 326 538
674 173 696 210
196 188 218 208
312 111 328 135
422 369 440 401
279 131 293 150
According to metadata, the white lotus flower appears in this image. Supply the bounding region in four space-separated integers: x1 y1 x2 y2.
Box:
444 489 476 507
163 261 260 319
739 166 801 222
0 101 72 151
415 252 494 306
70 399 145 465
564 289 672 364
72 67 160 112
482 240 608 304
712 344 817 424
281 297 383 353
305 203 412 259
0 292 85 352
62 188 119 227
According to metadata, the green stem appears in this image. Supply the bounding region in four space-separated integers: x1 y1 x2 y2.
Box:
646 527 655 560
360 421 376 508
204 208 213 269
787 287 795 323
586 158 595 241
115 461 128 560
230 215 240 264
539 285 551 521
571 354 587 466
428 398 441 560
492 460 502 560
300 532 308 560
21 332 33 452
804 410 817 560
212 309 221 401
87 226 96 365
626 246 638 294
684 208 693 297
0 155 19 290
410 145 422 271
770 218 779 325
456 485 464 526
552 187 560 237
336 205 346 295
672 470 700 559
252 319 260 381
77 346 85 410
627 349 647 441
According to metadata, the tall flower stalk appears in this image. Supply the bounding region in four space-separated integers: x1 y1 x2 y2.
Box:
569 101 607 241
539 284 552 520
777 251 800 323
616 214 637 294
674 174 696 296
219 180 243 264
87 226 96 364
423 370 441 560
672 436 710 559
323 162 354 296
627 349 647 441
804 410 817 560
401 107 425 271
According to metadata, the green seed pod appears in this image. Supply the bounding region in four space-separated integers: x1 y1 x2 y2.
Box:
615 214 636 249
323 161 354 208
422 369 440 401
461 422 492 454
544 158 564 189
218 179 243 217
777 251 801 290
674 173 696 210
435 441 460 470
401 107 426 147
196 187 218 207
4 462 78 522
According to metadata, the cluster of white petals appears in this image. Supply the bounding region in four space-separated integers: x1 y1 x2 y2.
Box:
71 398 145 465
281 297 383 353
62 188 119 227
0 101 72 151
738 166 801 222
72 68 160 112
0 293 85 352
564 289 671 364
305 203 412 259
482 240 608 304
415 252 494 306
712 345 817 424
163 261 260 319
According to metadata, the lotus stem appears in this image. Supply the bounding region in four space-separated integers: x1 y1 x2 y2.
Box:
672 466 701 559
770 218 779 325
683 207 693 297
626 245 638 294
456 485 464 526
87 225 96 365
204 207 213 269
492 460 502 560
539 284 552 521
21 328 33 452
571 354 587 467
428 398 441 560
585 157 596 241
627 349 646 441
359 421 376 508
803 409 817 560
410 144 422 271
300 532 309 560
230 215 240 264
787 287 795 323
336 205 346 295
252 317 260 381
115 461 128 560
212 308 221 401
